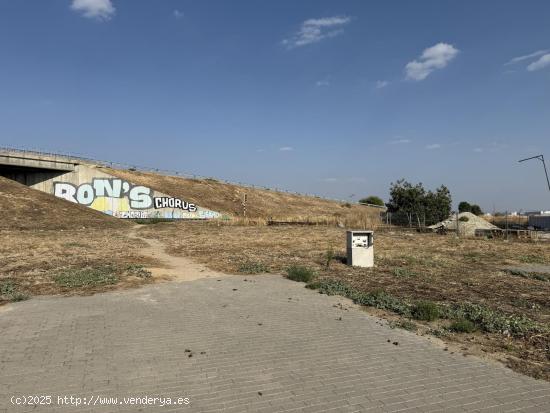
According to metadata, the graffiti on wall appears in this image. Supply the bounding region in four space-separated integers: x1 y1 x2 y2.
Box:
53 178 220 219
154 197 197 212
55 179 152 209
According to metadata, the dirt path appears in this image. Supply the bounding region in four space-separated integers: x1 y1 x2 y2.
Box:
128 225 226 282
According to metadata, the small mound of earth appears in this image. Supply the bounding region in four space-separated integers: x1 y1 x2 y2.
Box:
428 212 499 237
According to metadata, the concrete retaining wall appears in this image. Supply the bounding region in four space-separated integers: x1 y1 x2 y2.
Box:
29 164 221 219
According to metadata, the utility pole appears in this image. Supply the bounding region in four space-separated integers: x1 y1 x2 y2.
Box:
505 210 509 241
518 155 550 192
242 193 247 218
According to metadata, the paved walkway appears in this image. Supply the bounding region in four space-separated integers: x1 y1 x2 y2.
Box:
1 275 549 412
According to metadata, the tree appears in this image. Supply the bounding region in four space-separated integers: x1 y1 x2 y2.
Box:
429 185 452 223
387 179 426 227
387 179 452 227
458 201 483 215
470 204 483 216
359 195 384 206
458 201 471 213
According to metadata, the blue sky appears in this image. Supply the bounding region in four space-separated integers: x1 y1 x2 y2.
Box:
0 1 549 211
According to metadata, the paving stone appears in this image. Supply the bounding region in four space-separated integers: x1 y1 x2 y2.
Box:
1 275 549 412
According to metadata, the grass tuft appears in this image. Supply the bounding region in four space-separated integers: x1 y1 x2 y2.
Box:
449 318 477 333
286 265 315 282
411 300 440 321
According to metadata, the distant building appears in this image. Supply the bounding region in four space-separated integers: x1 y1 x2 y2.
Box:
525 210 550 216
528 215 550 230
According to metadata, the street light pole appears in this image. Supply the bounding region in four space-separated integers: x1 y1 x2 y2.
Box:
518 155 550 192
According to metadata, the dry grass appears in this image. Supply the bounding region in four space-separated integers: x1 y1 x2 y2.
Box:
0 176 125 230
0 229 158 302
137 221 550 380
104 167 382 223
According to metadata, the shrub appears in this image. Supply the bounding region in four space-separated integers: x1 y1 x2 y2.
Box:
286 266 315 283
411 301 440 321
0 280 16 296
458 201 471 213
0 281 29 302
324 246 335 269
53 266 118 288
238 261 269 274
359 196 385 207
449 319 477 333
458 216 469 222
470 204 483 215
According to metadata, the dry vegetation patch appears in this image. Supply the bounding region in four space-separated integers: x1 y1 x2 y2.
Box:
105 167 381 223
0 229 158 303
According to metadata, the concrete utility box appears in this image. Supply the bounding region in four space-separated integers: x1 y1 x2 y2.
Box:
346 230 374 268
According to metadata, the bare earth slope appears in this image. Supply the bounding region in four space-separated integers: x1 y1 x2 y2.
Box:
105 167 380 222
0 176 126 230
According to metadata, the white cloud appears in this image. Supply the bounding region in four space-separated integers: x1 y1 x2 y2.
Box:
173 9 184 19
505 49 548 65
315 79 330 87
425 143 441 150
71 0 115 21
389 138 411 145
527 54 550 71
473 147 483 153
323 178 339 183
283 16 351 48
279 146 294 151
376 80 389 89
405 43 459 81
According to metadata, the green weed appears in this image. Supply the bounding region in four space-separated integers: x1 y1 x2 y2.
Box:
449 319 477 333
0 280 29 302
238 261 269 274
411 301 440 321
286 266 316 283
53 266 118 288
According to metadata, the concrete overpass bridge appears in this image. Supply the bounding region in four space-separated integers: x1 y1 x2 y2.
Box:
0 148 80 187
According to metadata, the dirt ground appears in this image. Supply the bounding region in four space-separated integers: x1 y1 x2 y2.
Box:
0 229 159 301
136 221 550 380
